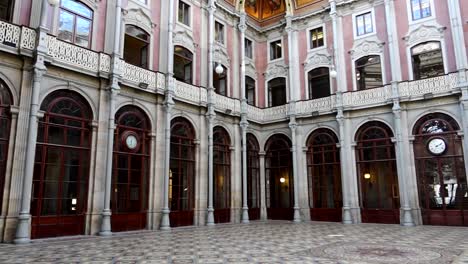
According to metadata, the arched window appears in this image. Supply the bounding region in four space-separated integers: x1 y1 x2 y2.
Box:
0 0 14 21
31 91 92 239
268 77 286 107
306 128 342 222
213 126 231 223
411 42 444 80
246 133 260 220
355 121 400 224
169 117 196 227
174 46 193 84
58 0 93 48
412 113 467 226
245 76 256 106
124 25 149 69
213 64 227 96
355 55 383 90
308 67 330 99
265 134 293 220
111 106 151 232
0 81 12 216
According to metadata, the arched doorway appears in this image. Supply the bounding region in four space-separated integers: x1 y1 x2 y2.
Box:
247 133 260 220
111 106 151 232
306 128 342 222
0 81 12 215
169 117 196 227
213 126 231 223
412 113 467 226
265 134 293 220
355 121 400 224
31 90 92 239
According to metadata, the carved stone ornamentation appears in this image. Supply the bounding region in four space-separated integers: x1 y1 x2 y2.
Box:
123 8 156 34
214 43 231 67
349 36 385 60
303 49 331 72
245 60 257 79
403 21 445 48
173 29 196 53
264 61 288 80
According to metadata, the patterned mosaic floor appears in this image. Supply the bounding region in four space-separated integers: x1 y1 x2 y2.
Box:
0 221 467 264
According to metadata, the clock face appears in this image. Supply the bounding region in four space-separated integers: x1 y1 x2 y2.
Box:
125 134 138 150
427 138 446 155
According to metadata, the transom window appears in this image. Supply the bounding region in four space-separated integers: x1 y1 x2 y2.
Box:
124 25 149 69
245 38 253 59
178 1 190 26
411 42 444 80
355 12 373 36
269 40 282 61
215 21 225 44
411 0 431 21
309 27 324 49
355 55 383 90
58 0 93 48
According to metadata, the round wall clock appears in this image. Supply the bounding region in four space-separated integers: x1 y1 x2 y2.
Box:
121 131 139 151
427 137 446 155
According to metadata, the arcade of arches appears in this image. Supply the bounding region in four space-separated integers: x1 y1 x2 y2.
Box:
0 79 467 241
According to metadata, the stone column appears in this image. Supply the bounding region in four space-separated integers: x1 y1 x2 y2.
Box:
206 0 216 226
160 0 176 230
458 76 468 185
14 0 55 244
238 12 249 224
289 119 301 222
447 0 468 71
258 151 267 220
99 0 122 236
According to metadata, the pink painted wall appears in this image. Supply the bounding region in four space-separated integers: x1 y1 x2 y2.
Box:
150 0 161 71
226 25 235 98
297 30 307 100
192 5 202 86
342 14 354 91
256 41 267 107
462 0 468 57
19 0 32 26
434 0 456 73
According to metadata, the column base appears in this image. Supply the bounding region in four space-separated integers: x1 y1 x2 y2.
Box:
14 213 31 244
206 207 215 226
401 207 415 227
160 208 171 231
99 210 112 236
293 207 301 223
241 207 249 224
342 207 353 224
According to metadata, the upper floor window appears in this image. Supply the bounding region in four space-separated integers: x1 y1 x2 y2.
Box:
308 67 330 99
178 1 190 26
268 77 286 107
309 27 324 49
0 0 14 22
269 40 282 61
355 55 383 90
214 64 227 96
124 25 149 69
411 0 431 21
355 12 373 36
174 45 193 84
58 0 93 48
215 22 224 44
411 42 444 80
245 38 253 59
245 76 255 106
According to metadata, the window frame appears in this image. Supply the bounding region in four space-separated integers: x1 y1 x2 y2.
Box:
410 41 445 80
123 25 150 69
245 37 254 60
307 25 326 50
407 0 435 24
214 20 226 45
354 55 384 91
245 76 256 106
352 9 376 39
177 0 191 28
57 0 94 48
307 67 331 100
268 38 283 62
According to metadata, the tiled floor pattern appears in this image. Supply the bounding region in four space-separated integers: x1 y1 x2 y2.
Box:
0 221 467 264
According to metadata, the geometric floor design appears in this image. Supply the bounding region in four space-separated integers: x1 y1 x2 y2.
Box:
0 221 467 263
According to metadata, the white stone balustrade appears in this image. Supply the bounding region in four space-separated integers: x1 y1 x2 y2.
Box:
99 53 111 73
343 85 392 108
0 21 20 48
20 26 36 50
262 105 288 122
398 74 455 98
246 104 264 123
46 36 100 72
297 96 336 115
214 94 241 114
174 81 205 105
121 61 158 90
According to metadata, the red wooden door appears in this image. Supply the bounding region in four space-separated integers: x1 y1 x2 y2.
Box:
31 91 92 239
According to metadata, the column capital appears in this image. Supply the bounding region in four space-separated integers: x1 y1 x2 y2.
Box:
259 151 266 157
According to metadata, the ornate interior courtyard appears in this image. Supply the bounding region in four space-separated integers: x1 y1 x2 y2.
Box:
0 221 467 263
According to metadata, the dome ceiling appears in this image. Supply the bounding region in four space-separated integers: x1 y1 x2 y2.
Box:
244 0 287 21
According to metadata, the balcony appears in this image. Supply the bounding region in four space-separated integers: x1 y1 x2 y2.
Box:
0 21 465 125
